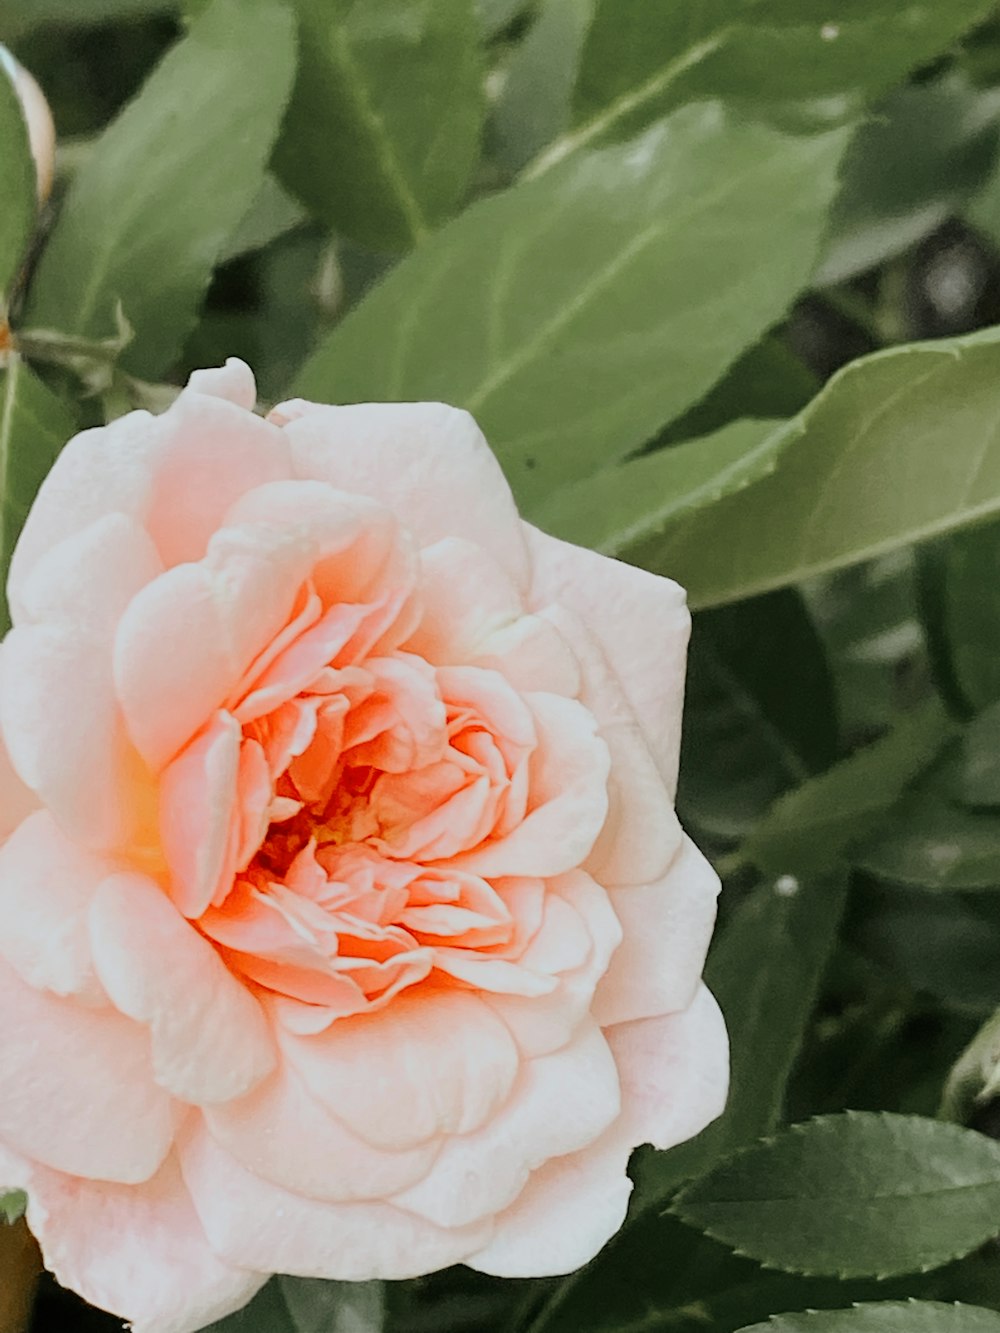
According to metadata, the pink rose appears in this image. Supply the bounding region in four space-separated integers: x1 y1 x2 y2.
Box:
0 47 56 203
0 360 727 1332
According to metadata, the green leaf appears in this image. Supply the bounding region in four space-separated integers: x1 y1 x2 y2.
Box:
855 742 1000 890
736 1302 1000 1333
1 0 175 38
645 326 1000 611
745 701 956 878
535 418 784 557
674 1111 1000 1278
273 0 484 251
218 174 307 266
0 356 74 631
23 0 297 379
530 0 992 176
0 1190 25 1223
958 702 1000 807
294 105 849 512
678 591 837 845
638 871 848 1202
818 74 1000 286
943 1006 1000 1126
919 518 1000 716
0 48 37 301
201 1277 384 1333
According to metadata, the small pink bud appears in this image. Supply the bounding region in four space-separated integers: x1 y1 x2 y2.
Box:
0 46 55 204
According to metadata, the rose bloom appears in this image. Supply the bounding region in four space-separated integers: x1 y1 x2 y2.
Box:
0 361 727 1332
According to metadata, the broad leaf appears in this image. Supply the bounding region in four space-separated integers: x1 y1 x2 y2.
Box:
23 0 296 379
535 418 784 557
678 590 836 845
202 1277 384 1333
736 1302 1000 1333
294 106 848 511
0 51 36 301
943 1006 1000 1126
647 326 1000 610
274 0 484 251
1 0 175 37
529 0 992 176
674 1111 1000 1278
919 518 1000 716
745 701 956 878
0 356 74 630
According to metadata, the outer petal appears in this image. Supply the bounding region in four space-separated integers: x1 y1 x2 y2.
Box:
276 401 531 588
280 989 520 1150
7 1150 266 1333
0 723 38 842
465 1132 632 1278
114 524 316 769
8 363 289 612
203 1062 441 1203
0 810 112 1003
451 693 610 879
2 514 162 847
89 873 275 1105
607 983 729 1153
526 526 690 797
392 1020 620 1228
0 956 172 1182
593 835 720 1028
181 1125 492 1280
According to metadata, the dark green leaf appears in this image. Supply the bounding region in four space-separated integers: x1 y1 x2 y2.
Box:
0 356 74 631
958 702 1000 807
647 326 1000 611
736 1302 1000 1333
674 1111 1000 1278
919 518 1000 716
0 49 37 300
294 106 848 511
529 0 991 176
745 701 955 878
818 74 1000 286
943 1007 1000 1126
201 1277 384 1333
1 0 175 38
678 591 836 844
274 0 484 251
218 174 307 266
23 0 297 379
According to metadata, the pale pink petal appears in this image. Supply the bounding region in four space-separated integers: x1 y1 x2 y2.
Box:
527 526 690 797
159 712 241 917
607 983 729 1153
593 836 720 1027
466 1131 632 1277
393 1020 620 1228
115 524 317 769
17 1153 265 1333
485 871 621 1057
203 1062 441 1203
281 989 520 1150
452 693 610 879
2 514 162 846
0 811 111 1002
181 1124 493 1280
183 357 257 409
0 730 39 843
278 401 531 588
89 873 275 1105
0 956 172 1182
546 605 681 886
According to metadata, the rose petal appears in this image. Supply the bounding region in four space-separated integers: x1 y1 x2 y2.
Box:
203 1061 441 1203
281 989 520 1150
278 401 531 588
527 526 690 797
0 811 111 1002
89 873 275 1105
181 1124 492 1280
607 982 729 1152
184 357 257 409
11 1150 265 1333
0 956 171 1182
393 1020 620 1228
0 720 38 843
593 835 720 1027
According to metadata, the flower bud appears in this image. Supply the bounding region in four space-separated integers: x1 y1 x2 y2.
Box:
0 47 55 203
